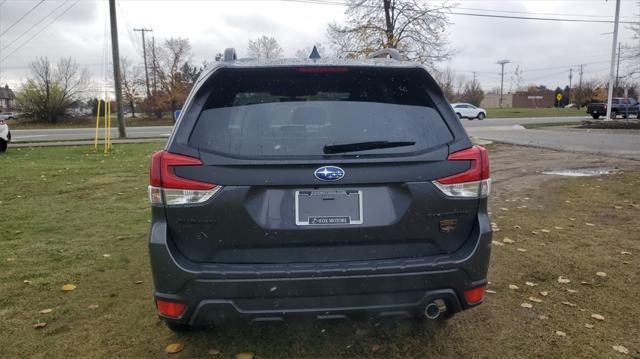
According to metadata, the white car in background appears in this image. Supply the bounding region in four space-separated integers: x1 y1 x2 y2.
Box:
451 103 487 120
0 118 10 152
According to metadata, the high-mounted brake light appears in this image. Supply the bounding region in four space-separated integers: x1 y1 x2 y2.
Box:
433 145 491 198
148 150 221 206
156 298 187 318
297 67 350 73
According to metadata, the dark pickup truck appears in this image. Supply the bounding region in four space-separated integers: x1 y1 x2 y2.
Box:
586 98 640 119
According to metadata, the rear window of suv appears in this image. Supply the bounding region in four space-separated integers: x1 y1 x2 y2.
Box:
188 67 453 158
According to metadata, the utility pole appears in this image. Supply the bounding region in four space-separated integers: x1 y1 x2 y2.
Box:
109 0 126 138
133 28 152 98
615 42 621 91
605 0 621 121
578 64 584 108
472 71 477 83
568 68 573 103
496 59 510 108
151 36 157 94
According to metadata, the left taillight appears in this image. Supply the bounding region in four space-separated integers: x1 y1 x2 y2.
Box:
148 150 220 206
433 145 491 198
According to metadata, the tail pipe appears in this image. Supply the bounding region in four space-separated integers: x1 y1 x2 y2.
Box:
424 302 441 320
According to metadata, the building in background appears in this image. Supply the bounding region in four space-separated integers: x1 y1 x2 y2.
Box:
0 85 16 111
481 93 513 108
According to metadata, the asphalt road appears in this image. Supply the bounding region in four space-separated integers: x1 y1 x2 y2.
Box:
10 115 640 160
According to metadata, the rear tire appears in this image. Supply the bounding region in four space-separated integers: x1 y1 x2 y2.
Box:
611 111 617 119
0 139 7 153
477 112 485 120
456 112 463 119
591 114 600 119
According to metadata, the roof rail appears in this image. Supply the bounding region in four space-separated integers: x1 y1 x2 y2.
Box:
223 48 237 62
367 48 402 61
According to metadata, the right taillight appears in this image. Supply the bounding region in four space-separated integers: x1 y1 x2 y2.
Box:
148 150 221 206
433 145 491 198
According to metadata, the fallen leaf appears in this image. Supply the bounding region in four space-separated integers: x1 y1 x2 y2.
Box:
525 281 537 287
561 301 577 307
492 240 505 247
539 291 549 297
584 324 594 329
39 308 52 314
502 237 515 244
371 344 381 353
521 302 533 308
23 280 32 285
554 226 563 230
591 313 605 321
500 207 509 211
540 229 551 233
613 205 623 209
88 304 99 310
596 272 607 277
555 330 566 337
513 225 521 229
208 348 221 355
568 217 576 221
165 343 185 354
61 284 77 291
102 254 111 258
620 251 631 255
529 297 543 303
558 276 571 284
580 281 591 286
135 280 143 284
585 223 595 227
486 289 496 294
612 345 629 355
516 248 527 252
236 352 254 359
509 284 519 290
33 322 47 329
539 315 548 320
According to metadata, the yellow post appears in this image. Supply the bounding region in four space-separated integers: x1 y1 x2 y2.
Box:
94 99 102 150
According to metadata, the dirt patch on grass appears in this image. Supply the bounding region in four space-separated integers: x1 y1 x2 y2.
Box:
0 144 639 358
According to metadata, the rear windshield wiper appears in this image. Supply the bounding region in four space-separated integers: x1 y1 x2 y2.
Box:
323 140 416 154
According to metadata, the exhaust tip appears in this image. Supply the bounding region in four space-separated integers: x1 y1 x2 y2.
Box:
424 302 441 320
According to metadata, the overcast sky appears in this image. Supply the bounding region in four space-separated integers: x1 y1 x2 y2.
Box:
0 0 638 95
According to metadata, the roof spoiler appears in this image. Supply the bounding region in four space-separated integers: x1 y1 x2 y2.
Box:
367 48 402 61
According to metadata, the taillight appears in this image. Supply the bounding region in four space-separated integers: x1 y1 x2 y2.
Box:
148 150 220 206
433 145 491 198
464 285 486 305
156 298 187 318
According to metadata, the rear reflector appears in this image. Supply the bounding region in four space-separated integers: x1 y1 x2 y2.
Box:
464 285 486 305
156 299 186 318
433 145 491 198
149 150 220 206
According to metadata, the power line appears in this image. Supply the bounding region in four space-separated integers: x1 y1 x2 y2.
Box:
2 1 67 51
1 1 80 62
0 0 46 37
455 6 637 20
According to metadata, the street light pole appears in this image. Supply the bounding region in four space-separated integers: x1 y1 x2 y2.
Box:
605 0 621 121
497 59 510 108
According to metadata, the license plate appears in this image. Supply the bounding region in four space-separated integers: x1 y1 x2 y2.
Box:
295 190 363 226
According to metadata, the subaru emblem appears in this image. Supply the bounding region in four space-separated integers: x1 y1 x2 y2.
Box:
314 166 345 181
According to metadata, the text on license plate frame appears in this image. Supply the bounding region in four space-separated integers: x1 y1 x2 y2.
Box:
294 189 363 226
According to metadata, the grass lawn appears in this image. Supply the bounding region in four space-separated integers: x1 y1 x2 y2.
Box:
0 144 639 358
522 122 583 129
486 107 586 119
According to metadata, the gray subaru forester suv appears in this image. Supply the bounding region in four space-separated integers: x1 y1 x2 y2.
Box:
148 50 492 331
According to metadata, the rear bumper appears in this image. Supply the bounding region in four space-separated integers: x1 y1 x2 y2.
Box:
149 209 492 325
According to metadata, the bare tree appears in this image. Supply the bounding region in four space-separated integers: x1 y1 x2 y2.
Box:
295 43 327 59
460 79 485 106
156 37 193 121
327 0 454 66
247 35 284 60
16 57 88 123
120 57 142 118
